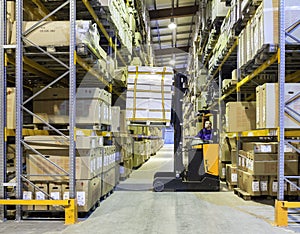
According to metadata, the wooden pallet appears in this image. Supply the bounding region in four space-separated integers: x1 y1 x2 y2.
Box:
234 188 254 201
226 181 238 191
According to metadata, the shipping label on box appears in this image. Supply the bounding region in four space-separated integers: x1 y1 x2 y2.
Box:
260 180 268 192
252 181 260 192
77 191 86 206
23 191 32 200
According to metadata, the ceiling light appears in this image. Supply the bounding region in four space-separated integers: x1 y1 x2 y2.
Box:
168 18 177 30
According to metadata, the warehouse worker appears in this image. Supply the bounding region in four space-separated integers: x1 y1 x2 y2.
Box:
196 120 212 143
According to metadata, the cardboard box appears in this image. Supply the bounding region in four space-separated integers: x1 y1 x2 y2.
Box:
75 177 101 212
34 183 48 210
211 0 230 23
33 88 111 125
101 167 116 196
269 176 288 196
111 106 120 132
11 20 95 46
120 110 128 133
242 142 278 153
26 153 97 181
7 88 16 129
232 69 238 81
260 176 269 196
238 150 298 175
256 83 300 129
49 183 62 211
225 102 256 132
226 164 238 185
22 190 34 210
288 179 298 196
76 136 100 149
62 184 70 200
237 170 261 196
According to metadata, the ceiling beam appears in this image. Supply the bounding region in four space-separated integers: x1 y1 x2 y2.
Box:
151 22 194 30
149 5 198 20
154 46 189 56
153 38 190 44
152 30 192 38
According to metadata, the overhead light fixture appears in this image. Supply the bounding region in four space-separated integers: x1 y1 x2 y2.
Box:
168 18 177 30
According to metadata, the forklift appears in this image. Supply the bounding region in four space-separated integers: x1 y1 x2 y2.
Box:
153 73 220 192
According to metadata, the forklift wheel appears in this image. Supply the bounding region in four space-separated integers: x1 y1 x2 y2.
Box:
153 180 164 192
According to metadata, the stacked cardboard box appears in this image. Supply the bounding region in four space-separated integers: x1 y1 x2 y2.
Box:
133 141 144 168
24 135 116 212
211 0 230 23
226 164 238 188
238 0 300 68
126 66 173 124
11 21 107 61
237 142 299 196
98 0 133 53
33 88 112 126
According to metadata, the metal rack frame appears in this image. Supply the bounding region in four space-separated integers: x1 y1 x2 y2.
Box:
0 0 135 223
195 0 300 227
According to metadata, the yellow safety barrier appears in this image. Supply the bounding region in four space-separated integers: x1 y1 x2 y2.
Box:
0 199 77 225
275 200 300 226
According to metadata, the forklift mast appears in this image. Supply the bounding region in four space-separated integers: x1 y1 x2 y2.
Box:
172 73 188 175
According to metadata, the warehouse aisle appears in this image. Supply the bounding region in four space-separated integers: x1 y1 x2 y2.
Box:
116 144 174 191
1 144 300 234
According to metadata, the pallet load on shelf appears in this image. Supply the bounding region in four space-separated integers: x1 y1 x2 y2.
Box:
238 0 300 70
118 137 133 180
111 106 120 132
11 20 107 63
133 141 144 168
142 140 151 162
24 135 116 212
33 88 111 128
126 66 173 125
193 69 207 95
225 101 256 132
98 0 133 54
237 142 299 196
101 145 117 197
211 0 229 23
256 83 300 129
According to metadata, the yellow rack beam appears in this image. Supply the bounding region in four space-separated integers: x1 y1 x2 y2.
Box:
213 38 238 78
0 199 77 225
221 52 278 100
81 0 127 66
128 71 173 75
226 129 300 138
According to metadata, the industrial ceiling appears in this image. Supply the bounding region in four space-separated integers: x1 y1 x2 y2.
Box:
146 0 199 73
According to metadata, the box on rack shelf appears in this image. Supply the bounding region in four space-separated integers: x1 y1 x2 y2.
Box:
256 83 300 129
226 164 238 185
225 102 256 132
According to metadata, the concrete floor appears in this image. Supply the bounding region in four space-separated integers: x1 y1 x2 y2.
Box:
1 144 300 233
